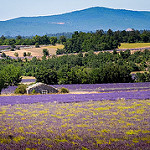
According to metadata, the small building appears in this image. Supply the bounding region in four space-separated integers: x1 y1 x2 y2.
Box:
26 82 59 94
126 28 134 32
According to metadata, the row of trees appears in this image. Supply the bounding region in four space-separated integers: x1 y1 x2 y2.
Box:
0 49 149 88
1 29 150 49
35 64 132 85
57 29 150 54
0 35 66 46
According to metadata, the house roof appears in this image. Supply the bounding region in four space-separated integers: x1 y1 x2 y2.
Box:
126 28 134 32
26 82 51 90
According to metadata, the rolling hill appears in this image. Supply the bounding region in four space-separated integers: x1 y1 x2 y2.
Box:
0 7 150 36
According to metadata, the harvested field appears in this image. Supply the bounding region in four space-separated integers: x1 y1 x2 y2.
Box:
4 44 64 58
119 43 150 49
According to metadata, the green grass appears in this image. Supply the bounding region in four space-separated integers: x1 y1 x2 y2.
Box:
119 43 150 49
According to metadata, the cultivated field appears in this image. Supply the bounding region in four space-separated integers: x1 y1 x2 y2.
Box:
119 43 150 49
2 43 150 59
4 45 64 58
0 99 150 149
0 82 150 149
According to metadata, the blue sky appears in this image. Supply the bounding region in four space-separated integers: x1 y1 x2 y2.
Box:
0 0 150 21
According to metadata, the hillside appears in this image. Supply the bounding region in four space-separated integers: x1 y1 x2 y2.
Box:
0 7 150 36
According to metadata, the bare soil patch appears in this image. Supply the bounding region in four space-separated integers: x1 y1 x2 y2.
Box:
4 44 64 58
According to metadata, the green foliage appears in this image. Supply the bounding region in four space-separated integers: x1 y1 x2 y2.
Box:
0 32 150 85
0 64 22 87
50 37 57 46
135 72 150 82
60 87 69 93
31 89 36 94
0 30 150 47
62 30 120 54
23 52 26 57
1 52 6 57
27 52 31 56
59 35 66 44
14 84 27 94
0 64 22 94
0 77 5 94
35 68 57 84
14 52 19 57
35 42 40 48
56 48 66 55
43 49 49 56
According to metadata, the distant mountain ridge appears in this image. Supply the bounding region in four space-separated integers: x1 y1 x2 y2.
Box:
0 7 150 36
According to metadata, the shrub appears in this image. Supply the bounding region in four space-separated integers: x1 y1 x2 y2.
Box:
60 87 69 93
43 49 49 56
11 48 15 51
35 43 40 48
1 52 6 57
31 89 36 94
14 84 27 94
23 52 26 57
56 48 66 55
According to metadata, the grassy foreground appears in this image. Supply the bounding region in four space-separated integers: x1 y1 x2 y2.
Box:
119 43 150 49
0 99 150 149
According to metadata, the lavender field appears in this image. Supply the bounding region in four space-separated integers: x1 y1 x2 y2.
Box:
0 82 150 149
0 90 150 106
2 82 150 95
54 82 150 93
0 45 11 50
0 99 150 149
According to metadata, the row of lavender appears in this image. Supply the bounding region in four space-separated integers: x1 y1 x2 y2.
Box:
1 82 150 94
0 45 31 50
0 90 150 105
54 82 150 92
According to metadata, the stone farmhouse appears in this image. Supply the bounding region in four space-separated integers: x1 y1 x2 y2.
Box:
26 82 59 94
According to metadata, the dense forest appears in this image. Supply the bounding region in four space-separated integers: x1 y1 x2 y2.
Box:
0 29 150 93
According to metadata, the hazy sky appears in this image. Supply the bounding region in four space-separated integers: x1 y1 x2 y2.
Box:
0 0 150 21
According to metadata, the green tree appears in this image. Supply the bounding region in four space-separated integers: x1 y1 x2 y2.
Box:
14 52 19 57
23 52 27 57
35 42 40 48
1 65 22 86
1 52 6 58
135 72 150 82
0 76 5 94
14 84 27 94
27 52 31 56
35 68 57 84
141 34 149 43
59 36 66 44
50 37 57 46
0 65 22 94
43 49 49 56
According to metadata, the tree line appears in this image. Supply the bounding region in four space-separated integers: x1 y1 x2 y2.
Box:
57 29 150 54
0 29 150 51
0 35 65 47
0 49 149 92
